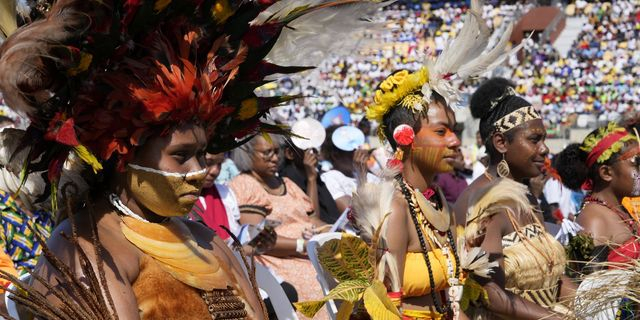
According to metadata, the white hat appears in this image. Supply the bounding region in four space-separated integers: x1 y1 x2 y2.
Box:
290 118 326 150
332 126 365 152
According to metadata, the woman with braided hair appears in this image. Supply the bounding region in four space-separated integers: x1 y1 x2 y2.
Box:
0 0 387 318
454 78 575 319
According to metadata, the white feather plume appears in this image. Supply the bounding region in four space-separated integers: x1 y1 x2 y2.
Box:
256 0 392 67
422 0 524 108
351 168 401 291
457 236 498 279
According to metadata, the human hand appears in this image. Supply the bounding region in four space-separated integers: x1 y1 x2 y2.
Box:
302 224 331 240
249 226 278 255
303 149 318 180
353 148 370 178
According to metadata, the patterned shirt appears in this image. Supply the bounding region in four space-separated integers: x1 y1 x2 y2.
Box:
0 190 53 275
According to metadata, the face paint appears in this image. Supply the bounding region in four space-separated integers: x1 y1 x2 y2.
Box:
411 145 455 173
126 163 207 217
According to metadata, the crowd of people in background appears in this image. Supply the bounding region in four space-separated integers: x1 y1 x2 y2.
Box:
1 0 640 319
264 1 640 137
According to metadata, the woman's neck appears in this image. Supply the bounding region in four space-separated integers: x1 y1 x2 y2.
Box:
250 171 281 189
591 188 623 209
402 162 433 191
115 189 167 223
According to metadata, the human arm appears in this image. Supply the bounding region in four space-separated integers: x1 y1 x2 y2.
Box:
32 218 141 319
478 212 562 320
239 213 304 258
302 149 321 221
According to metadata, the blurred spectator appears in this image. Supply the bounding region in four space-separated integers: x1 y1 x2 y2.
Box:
320 125 378 212
434 148 470 204
229 135 326 305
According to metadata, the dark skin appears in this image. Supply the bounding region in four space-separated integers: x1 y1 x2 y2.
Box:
238 136 323 258
385 101 468 319
453 119 575 320
577 142 640 248
32 123 265 319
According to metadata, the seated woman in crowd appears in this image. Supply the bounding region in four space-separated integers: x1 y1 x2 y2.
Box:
229 135 325 305
455 78 575 319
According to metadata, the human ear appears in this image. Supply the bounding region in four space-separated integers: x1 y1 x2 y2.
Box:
598 165 613 183
492 133 509 154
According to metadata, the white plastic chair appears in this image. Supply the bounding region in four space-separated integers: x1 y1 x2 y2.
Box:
5 273 30 320
233 252 298 320
307 232 343 320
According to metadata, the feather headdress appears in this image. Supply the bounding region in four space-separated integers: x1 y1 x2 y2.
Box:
366 0 525 135
0 0 388 191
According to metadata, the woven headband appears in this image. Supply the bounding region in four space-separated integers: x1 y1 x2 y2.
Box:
493 106 541 134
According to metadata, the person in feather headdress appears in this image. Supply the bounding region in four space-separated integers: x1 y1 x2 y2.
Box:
294 1 519 319
454 78 576 319
0 0 388 319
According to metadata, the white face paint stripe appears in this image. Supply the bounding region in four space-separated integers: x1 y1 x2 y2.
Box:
127 164 207 178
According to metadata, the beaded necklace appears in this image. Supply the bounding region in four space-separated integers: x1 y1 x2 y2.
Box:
582 195 639 235
396 175 460 316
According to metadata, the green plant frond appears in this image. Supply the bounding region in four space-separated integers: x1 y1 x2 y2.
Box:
318 238 358 282
325 279 369 302
336 301 355 320
362 280 401 320
292 300 326 318
339 233 374 280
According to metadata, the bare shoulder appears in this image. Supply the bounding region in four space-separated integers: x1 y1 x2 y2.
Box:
576 205 612 241
41 208 140 280
454 177 490 225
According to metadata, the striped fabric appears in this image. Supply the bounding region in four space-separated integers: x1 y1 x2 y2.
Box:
0 190 53 276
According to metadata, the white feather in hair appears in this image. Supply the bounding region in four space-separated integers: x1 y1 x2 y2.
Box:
351 167 401 291
257 0 391 67
422 0 524 107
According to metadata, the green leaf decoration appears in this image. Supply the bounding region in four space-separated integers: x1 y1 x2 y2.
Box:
325 279 369 302
340 233 374 280
318 238 359 282
336 301 354 320
460 277 490 311
363 280 401 320
293 300 326 318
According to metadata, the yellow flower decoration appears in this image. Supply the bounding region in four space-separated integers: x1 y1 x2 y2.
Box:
67 52 93 76
366 67 429 124
237 98 258 120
